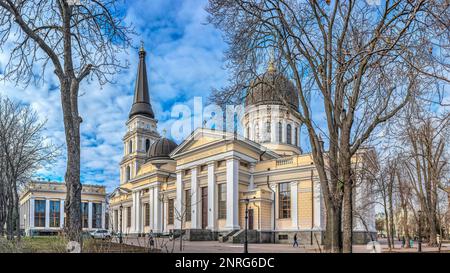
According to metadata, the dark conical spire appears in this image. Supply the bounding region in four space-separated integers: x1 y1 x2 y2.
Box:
129 43 155 119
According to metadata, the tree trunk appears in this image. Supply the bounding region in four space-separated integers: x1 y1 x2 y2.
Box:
383 204 391 249
342 177 353 253
13 180 20 241
61 80 82 243
324 204 342 253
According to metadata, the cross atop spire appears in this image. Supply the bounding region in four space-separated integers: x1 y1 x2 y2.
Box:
268 47 276 72
129 44 155 119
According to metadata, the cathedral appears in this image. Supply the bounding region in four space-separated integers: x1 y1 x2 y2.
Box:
109 46 376 244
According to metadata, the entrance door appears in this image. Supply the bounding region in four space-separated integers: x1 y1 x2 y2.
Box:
248 209 254 230
201 187 208 229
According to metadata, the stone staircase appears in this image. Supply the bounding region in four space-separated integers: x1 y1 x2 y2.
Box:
218 230 239 243
229 230 259 244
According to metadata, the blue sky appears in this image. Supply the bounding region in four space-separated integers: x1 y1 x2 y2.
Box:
0 0 233 192
2 0 446 193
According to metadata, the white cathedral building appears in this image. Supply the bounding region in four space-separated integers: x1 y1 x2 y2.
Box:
109 46 376 244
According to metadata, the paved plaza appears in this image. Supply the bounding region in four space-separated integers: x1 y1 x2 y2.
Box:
116 237 450 253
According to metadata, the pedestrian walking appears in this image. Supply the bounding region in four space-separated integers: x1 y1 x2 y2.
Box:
401 236 405 248
293 233 299 248
149 229 155 250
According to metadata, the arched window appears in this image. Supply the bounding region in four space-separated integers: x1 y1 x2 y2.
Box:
254 123 260 141
145 139 151 152
295 127 298 146
287 124 292 144
128 140 133 154
278 122 282 142
246 126 250 139
126 166 131 181
265 121 271 142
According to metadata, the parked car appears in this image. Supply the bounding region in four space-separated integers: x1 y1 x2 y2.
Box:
90 229 111 239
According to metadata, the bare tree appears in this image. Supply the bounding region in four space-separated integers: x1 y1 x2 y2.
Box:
0 0 132 242
206 0 449 252
402 112 449 246
174 190 202 252
0 96 59 240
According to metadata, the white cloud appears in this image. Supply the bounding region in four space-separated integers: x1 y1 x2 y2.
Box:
0 0 230 194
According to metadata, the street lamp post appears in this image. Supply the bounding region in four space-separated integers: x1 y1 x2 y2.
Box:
119 204 123 244
244 198 249 254
418 210 422 252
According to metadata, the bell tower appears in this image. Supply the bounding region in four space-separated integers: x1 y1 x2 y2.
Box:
120 44 160 184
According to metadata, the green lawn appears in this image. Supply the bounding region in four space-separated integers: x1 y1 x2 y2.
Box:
1 236 151 253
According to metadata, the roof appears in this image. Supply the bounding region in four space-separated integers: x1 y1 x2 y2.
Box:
245 62 299 110
129 46 155 119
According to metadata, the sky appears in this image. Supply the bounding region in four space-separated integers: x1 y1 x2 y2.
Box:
0 0 233 193
0 0 447 194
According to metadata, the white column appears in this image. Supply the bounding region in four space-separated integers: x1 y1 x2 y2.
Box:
282 120 287 143
207 162 216 230
259 118 264 142
149 187 154 230
30 198 35 228
291 181 298 229
270 120 276 143
101 202 106 229
60 200 65 228
272 184 277 230
88 202 93 229
249 119 254 141
132 191 141 234
45 199 50 228
249 163 255 190
137 192 142 233
175 171 183 229
191 167 199 229
225 158 240 230
163 200 168 232
313 179 322 229
153 187 161 232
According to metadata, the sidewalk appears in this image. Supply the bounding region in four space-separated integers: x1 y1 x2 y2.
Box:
115 237 450 253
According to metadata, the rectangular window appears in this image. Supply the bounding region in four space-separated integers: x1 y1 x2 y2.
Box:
240 161 248 168
49 200 60 227
185 190 191 222
168 199 174 225
218 184 227 219
144 203 150 227
184 169 191 176
92 203 102 228
127 207 131 228
217 160 226 168
114 210 118 231
278 183 291 219
34 200 46 227
81 202 89 228
200 165 207 172
278 122 282 142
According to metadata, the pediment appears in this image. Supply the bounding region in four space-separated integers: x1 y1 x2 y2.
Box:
170 128 227 156
170 128 279 161
109 187 131 198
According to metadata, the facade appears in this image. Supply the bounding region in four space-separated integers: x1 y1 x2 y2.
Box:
19 181 107 236
109 46 376 244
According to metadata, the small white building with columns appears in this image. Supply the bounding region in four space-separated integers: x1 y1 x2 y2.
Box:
109 46 377 244
19 181 107 236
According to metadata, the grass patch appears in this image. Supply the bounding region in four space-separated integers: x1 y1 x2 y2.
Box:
1 236 152 253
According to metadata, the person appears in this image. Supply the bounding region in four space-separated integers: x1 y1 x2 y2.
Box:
437 234 441 246
148 230 155 250
293 233 299 248
401 236 405 248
